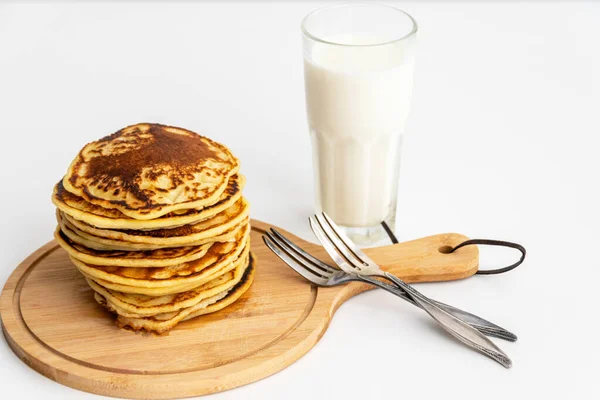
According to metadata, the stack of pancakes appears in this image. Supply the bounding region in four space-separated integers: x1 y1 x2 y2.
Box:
52 123 254 334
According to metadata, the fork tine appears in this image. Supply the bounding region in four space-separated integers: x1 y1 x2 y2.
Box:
270 228 338 274
309 216 364 274
320 212 377 266
262 235 329 286
265 231 335 279
313 214 368 271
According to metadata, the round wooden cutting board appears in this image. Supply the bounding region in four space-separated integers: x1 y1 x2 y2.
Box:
0 220 478 399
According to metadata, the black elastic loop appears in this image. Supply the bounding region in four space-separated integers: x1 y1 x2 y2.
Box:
450 239 526 275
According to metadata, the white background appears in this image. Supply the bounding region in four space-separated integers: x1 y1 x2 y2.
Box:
1 1 599 399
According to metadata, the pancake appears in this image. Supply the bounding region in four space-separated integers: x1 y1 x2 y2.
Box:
83 242 248 297
62 123 239 220
78 241 250 296
95 256 255 334
91 270 234 315
52 122 254 334
52 174 245 231
55 227 214 267
58 212 246 251
70 223 249 285
86 252 249 316
59 197 249 249
95 291 227 334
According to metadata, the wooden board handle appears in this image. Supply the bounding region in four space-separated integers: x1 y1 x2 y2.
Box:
365 233 479 283
252 220 479 284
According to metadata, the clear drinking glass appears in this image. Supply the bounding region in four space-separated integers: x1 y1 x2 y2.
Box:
302 4 417 246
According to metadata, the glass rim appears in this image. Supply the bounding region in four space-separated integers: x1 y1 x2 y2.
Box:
301 3 418 48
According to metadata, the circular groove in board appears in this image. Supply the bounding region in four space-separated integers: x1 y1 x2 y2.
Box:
20 251 316 374
17 238 317 374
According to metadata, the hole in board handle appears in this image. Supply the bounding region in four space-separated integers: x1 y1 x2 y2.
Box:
438 245 453 254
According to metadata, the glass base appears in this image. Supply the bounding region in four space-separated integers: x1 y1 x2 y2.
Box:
337 218 397 248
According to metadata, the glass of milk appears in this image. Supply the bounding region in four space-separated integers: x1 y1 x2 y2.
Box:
302 3 417 246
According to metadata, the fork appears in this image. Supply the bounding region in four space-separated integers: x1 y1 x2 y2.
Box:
308 212 512 368
263 231 513 368
265 228 517 342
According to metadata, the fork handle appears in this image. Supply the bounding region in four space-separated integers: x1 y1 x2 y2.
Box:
356 275 517 342
383 272 512 368
428 300 517 342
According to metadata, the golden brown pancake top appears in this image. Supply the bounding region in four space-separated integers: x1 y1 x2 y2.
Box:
63 124 239 219
68 124 234 207
55 174 243 220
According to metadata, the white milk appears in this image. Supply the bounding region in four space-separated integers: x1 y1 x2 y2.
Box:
304 35 415 227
